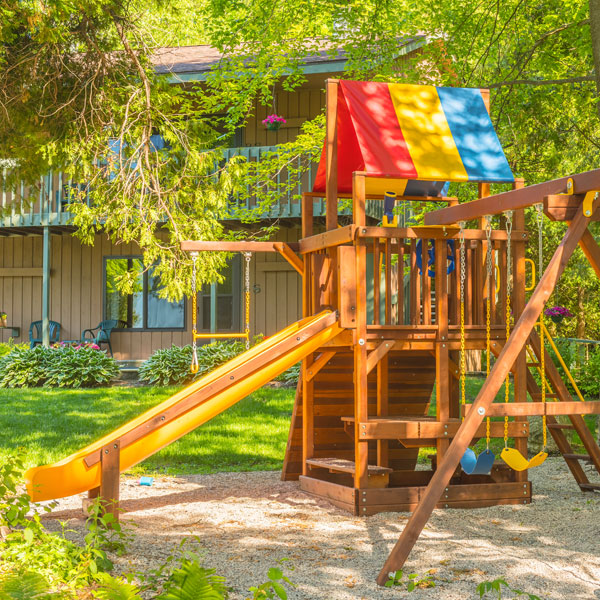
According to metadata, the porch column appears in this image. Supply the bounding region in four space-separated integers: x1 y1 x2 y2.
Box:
42 226 51 346
210 281 217 341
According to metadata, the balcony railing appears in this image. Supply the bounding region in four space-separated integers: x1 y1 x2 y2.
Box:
0 146 383 231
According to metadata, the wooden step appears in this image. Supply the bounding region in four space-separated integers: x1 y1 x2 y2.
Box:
306 457 392 475
548 423 575 430
579 483 600 491
527 362 541 368
563 454 592 461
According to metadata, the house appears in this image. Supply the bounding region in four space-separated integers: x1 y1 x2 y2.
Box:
0 39 423 360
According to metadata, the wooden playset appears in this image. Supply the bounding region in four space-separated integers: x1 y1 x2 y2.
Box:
25 79 600 584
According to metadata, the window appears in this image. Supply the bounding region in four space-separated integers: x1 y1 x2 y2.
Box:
104 257 185 330
197 257 241 332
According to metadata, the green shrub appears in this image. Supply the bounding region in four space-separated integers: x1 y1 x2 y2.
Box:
139 341 248 386
275 362 300 387
0 346 119 388
0 340 27 358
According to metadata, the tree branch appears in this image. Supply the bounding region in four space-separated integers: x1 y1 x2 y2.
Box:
487 75 595 88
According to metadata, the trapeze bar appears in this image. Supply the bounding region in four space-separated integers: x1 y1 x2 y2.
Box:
193 332 249 340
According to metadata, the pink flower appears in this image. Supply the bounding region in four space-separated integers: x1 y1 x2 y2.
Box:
262 114 286 126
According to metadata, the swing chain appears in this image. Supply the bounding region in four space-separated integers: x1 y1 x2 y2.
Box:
459 221 466 420
244 252 252 350
190 252 199 374
503 211 513 447
484 215 493 448
535 203 547 449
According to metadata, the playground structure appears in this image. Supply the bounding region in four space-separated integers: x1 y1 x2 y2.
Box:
25 79 600 584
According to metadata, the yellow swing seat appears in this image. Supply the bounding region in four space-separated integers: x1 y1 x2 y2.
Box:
500 447 548 472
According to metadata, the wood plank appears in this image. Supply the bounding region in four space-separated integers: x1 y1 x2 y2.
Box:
424 168 600 225
100 441 120 520
338 246 357 328
305 350 336 382
299 225 356 254
180 241 299 252
273 242 304 275
376 201 596 584
306 458 392 475
0 267 43 277
357 226 524 241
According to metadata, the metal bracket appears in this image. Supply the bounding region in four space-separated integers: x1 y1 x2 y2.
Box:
583 190 598 218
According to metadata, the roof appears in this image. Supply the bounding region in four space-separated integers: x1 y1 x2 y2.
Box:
152 38 425 81
313 80 514 195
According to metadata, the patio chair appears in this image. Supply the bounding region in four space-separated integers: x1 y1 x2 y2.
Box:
81 319 121 356
29 320 61 348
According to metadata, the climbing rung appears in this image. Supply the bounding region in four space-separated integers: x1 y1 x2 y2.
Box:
563 453 592 461
548 423 574 430
527 362 541 367
579 483 600 491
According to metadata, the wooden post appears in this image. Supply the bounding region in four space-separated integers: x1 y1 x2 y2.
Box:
353 173 369 491
435 239 450 461
376 204 594 584
512 186 528 483
374 239 380 325
100 440 120 522
377 357 389 467
325 80 338 232
302 353 315 476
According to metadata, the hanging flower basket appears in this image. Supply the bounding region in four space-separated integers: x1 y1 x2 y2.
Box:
544 306 573 324
0 312 7 328
262 114 286 131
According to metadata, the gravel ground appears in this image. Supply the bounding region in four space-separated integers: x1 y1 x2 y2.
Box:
43 458 600 599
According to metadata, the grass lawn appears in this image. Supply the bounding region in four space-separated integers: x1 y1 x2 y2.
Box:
0 386 296 475
2 377 596 477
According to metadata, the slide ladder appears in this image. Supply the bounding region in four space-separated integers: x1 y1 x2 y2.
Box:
525 325 600 491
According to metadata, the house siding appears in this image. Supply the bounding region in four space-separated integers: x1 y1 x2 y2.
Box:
0 227 302 360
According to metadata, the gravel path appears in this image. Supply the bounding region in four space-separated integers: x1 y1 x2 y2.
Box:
44 458 600 599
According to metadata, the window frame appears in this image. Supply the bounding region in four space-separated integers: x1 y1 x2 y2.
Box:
197 255 241 333
103 255 187 332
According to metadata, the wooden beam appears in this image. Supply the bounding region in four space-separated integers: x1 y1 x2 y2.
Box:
366 340 394 375
325 79 338 231
302 191 456 202
100 441 120 521
304 350 336 382
544 194 600 221
578 229 600 278
465 401 600 417
181 241 299 253
273 242 304 275
424 168 600 226
356 226 524 241
376 200 596 585
299 225 356 254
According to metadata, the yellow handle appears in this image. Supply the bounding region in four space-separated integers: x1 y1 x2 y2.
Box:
525 258 535 291
495 264 500 294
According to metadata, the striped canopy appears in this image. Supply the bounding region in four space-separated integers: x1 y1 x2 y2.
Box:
313 80 514 195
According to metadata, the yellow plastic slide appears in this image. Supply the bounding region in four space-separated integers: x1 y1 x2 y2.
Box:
26 311 341 502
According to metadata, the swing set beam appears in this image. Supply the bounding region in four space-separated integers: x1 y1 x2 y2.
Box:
423 168 600 226
376 197 599 585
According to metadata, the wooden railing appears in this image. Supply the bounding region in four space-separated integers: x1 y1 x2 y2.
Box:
0 147 384 230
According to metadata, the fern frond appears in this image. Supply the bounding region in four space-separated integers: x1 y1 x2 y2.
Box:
157 560 227 600
0 572 70 600
92 573 142 600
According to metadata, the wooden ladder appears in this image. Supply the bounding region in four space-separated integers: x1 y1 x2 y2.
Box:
525 329 600 491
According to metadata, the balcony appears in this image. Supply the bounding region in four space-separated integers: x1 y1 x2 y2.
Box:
0 146 383 234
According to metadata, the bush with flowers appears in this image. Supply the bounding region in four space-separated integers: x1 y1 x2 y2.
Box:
0 344 119 388
544 305 573 323
262 114 286 130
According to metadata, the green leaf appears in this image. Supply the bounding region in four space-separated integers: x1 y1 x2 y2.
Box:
268 568 283 581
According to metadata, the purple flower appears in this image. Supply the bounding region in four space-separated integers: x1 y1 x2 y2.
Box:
544 306 573 318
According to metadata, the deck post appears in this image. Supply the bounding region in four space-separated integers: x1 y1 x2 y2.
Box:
353 173 369 492
100 440 121 523
376 202 595 585
512 190 529 482
42 225 51 347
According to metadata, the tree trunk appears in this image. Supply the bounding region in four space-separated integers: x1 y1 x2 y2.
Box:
589 0 600 118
